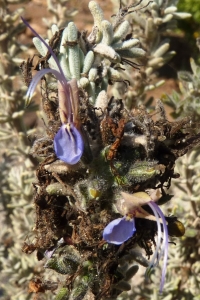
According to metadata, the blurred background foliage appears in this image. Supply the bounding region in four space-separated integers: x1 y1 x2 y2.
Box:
177 0 200 64
178 0 200 25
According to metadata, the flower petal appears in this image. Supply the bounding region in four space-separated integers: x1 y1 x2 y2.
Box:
22 17 72 118
53 123 84 165
147 201 169 293
21 17 63 77
154 203 169 293
147 201 162 269
26 68 64 107
103 217 136 245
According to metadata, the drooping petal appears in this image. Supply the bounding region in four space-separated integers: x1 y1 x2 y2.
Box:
147 201 162 269
53 123 84 165
147 201 169 293
26 68 68 107
21 17 63 77
154 203 169 293
22 17 72 118
103 217 136 245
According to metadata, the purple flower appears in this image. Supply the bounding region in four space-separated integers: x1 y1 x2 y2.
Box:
53 123 83 164
103 193 169 292
21 18 84 165
103 217 136 245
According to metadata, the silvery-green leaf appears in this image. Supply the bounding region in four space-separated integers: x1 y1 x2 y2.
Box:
88 1 104 29
68 22 78 41
117 48 146 59
162 13 173 23
155 80 165 87
51 24 59 35
60 27 68 54
93 43 120 62
112 21 130 43
88 1 104 42
151 8 159 18
112 39 140 50
145 66 153 76
79 77 90 88
162 51 176 63
59 54 71 79
12 111 24 119
148 57 163 67
67 23 81 79
153 43 170 57
101 20 113 45
172 12 192 19
46 182 70 196
88 81 96 104
150 1 159 10
158 0 164 6
82 51 95 73
95 90 108 113
164 6 177 14
88 67 98 82
145 18 154 37
33 37 47 56
108 67 121 81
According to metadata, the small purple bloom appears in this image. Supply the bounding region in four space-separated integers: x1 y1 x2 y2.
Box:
103 217 136 245
103 192 169 292
53 124 83 164
21 18 84 165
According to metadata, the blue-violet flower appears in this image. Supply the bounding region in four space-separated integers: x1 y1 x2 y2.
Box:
103 192 169 292
21 18 84 165
103 216 136 245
